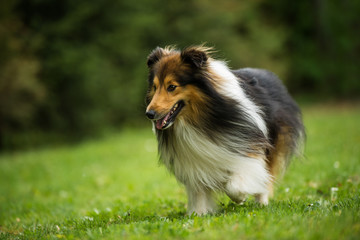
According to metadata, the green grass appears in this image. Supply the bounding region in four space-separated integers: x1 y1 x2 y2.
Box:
1 103 360 239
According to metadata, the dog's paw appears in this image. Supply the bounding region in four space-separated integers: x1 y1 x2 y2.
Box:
255 193 269 205
187 207 217 216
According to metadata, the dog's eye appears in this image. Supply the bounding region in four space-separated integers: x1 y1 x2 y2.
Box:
167 85 177 92
153 85 156 91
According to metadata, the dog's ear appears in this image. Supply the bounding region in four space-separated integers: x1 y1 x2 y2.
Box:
181 47 208 68
147 47 164 68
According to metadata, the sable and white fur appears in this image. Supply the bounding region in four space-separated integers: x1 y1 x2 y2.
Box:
145 46 305 215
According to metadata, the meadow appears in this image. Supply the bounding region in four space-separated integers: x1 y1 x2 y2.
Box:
1 102 359 239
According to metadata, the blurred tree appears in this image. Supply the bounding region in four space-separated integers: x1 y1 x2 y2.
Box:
1 0 358 150
261 0 360 96
0 0 45 149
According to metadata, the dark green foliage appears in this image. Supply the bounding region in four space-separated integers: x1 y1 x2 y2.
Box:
261 1 360 96
0 0 359 149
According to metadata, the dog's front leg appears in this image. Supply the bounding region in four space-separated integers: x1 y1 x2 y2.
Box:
185 185 217 215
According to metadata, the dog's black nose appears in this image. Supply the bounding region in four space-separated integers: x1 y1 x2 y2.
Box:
145 110 156 120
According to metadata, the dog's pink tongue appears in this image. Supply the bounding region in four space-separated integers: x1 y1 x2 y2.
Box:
156 120 163 130
156 112 171 129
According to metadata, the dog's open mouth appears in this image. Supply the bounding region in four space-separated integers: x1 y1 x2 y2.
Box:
155 101 184 130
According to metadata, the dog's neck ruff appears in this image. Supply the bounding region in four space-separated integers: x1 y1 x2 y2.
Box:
157 119 270 193
207 60 268 138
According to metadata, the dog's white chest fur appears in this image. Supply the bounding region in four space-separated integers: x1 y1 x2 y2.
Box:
157 119 271 213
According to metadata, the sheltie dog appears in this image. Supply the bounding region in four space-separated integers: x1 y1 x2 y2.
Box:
145 46 305 215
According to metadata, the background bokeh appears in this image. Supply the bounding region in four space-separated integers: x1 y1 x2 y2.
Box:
1 0 359 150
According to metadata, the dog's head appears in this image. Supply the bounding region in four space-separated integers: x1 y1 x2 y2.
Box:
145 46 211 130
